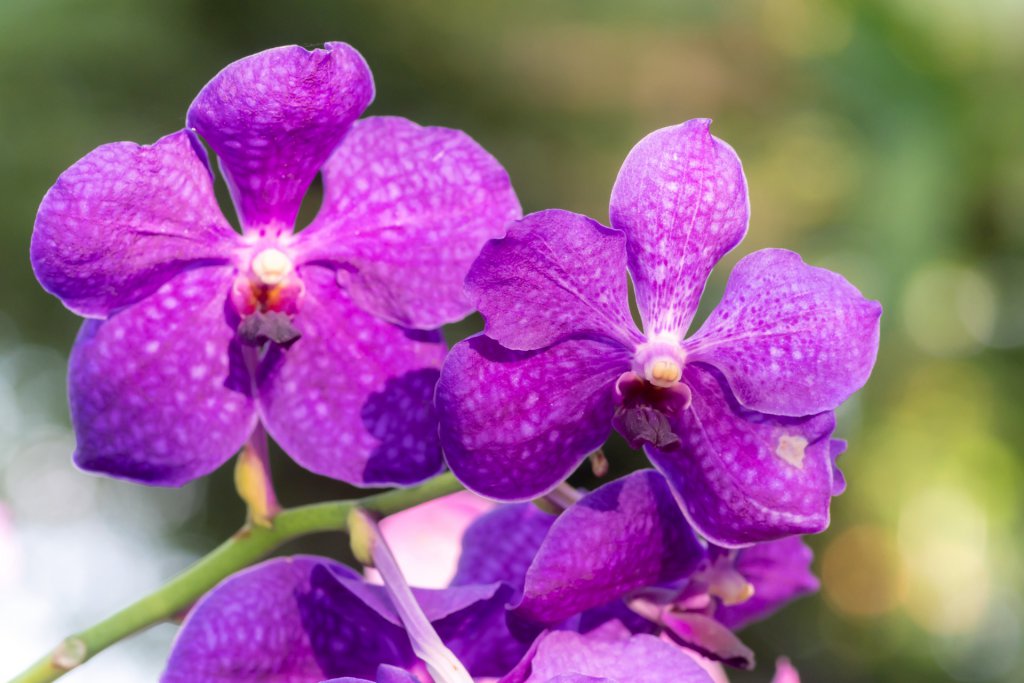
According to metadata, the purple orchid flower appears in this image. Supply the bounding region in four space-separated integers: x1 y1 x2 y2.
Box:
162 476 715 683
326 622 716 683
436 119 881 545
499 620 714 683
31 43 520 487
161 555 525 683
502 470 820 672
641 535 820 670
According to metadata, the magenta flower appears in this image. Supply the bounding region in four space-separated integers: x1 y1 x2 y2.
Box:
161 475 714 683
31 43 520 487
161 556 523 682
436 119 880 545
499 620 714 683
500 470 819 672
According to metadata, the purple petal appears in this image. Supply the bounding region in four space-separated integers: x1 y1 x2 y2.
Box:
31 130 237 317
504 624 714 683
609 119 748 337
829 438 848 496
257 266 446 486
648 364 836 547
772 657 802 683
437 335 629 501
514 471 704 626
451 503 556 595
298 116 521 328
301 566 418 678
322 666 419 683
187 43 373 233
330 574 526 679
714 537 820 631
163 556 360 683
684 249 881 416
660 610 755 670
429 583 528 677
576 599 660 638
70 266 256 486
464 210 641 350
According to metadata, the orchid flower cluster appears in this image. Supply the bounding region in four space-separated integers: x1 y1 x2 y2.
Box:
28 42 880 683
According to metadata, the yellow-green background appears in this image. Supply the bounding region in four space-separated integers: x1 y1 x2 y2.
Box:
1 1 1021 681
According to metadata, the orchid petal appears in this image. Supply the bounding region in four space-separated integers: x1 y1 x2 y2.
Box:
648 364 836 547
713 537 820 631
685 249 882 416
452 503 555 596
772 657 802 683
258 266 446 486
502 622 714 683
162 556 360 683
327 572 524 679
322 666 420 683
660 610 755 670
187 43 373 233
70 266 256 486
31 130 237 317
437 335 630 501
299 116 521 328
465 210 641 350
513 471 704 627
609 119 748 337
830 439 848 496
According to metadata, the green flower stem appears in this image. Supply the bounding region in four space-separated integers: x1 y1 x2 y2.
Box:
8 472 463 683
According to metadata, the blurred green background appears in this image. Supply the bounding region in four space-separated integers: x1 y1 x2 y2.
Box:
1 0 1022 681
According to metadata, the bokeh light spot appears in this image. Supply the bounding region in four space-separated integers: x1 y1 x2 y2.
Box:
822 525 905 618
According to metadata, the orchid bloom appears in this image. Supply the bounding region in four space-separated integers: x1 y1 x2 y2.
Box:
163 485 713 683
436 119 880 545
31 43 520 487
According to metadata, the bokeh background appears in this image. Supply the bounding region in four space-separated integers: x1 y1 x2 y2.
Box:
1 1 1022 681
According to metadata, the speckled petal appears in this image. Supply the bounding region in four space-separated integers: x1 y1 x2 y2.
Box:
70 266 256 486
452 503 556 596
31 130 237 318
609 119 748 337
297 116 521 328
513 471 704 626
327 573 525 679
302 566 418 679
648 364 836 547
714 537 820 631
257 266 446 486
187 43 373 233
464 210 641 350
502 623 713 683
437 335 630 501
684 249 882 416
162 556 360 683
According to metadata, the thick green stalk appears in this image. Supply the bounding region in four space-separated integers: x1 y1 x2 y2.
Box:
8 472 463 683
